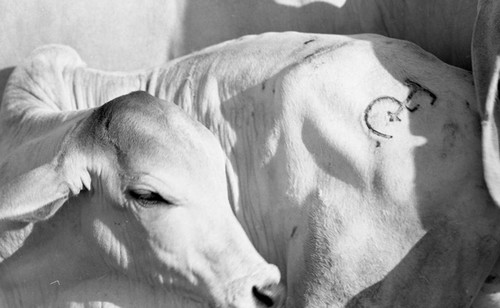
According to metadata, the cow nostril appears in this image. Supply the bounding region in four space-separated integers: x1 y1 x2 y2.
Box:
252 284 283 307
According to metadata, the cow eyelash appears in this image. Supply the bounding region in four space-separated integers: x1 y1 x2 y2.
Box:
128 190 173 207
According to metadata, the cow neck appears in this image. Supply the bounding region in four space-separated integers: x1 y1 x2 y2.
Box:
71 66 150 109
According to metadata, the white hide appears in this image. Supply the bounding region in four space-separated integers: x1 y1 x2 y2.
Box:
0 47 284 307
2 33 500 307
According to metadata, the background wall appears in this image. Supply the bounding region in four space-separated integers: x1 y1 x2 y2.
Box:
0 0 477 72
0 0 185 70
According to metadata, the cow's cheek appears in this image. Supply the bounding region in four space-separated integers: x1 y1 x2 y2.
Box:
127 206 222 301
80 198 146 277
138 208 198 274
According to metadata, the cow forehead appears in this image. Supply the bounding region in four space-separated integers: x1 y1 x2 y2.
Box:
81 92 223 178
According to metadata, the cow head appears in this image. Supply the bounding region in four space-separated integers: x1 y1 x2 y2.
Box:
0 91 284 308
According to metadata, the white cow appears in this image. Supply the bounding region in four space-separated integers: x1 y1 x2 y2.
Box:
0 52 284 307
3 32 500 307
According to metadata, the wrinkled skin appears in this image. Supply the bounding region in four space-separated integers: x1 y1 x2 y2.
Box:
0 71 284 307
3 33 500 307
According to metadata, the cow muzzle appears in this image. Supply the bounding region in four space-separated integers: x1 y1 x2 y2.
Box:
252 281 285 308
222 263 285 308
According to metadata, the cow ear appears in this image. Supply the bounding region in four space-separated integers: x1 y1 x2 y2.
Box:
472 0 500 206
0 160 90 222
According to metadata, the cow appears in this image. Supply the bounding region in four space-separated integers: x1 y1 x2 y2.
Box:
3 32 500 307
0 49 284 307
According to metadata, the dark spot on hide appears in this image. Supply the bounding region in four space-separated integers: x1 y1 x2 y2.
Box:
375 141 381 148
465 101 471 109
441 122 459 159
304 53 315 61
486 275 497 284
290 226 298 238
302 42 351 63
304 39 315 45
262 81 266 91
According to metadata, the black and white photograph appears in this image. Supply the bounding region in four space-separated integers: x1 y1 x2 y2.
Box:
0 1 499 307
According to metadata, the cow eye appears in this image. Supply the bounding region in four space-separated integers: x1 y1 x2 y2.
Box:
128 189 173 207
